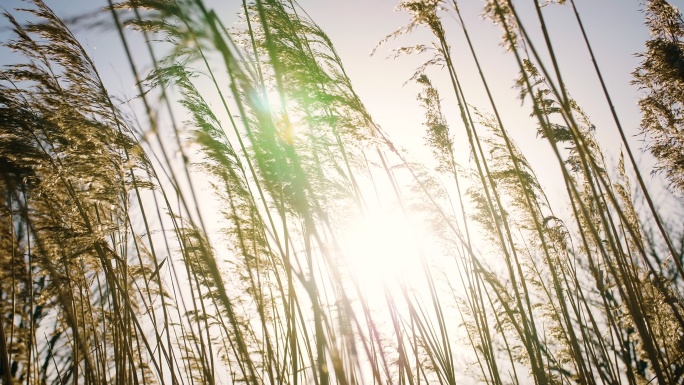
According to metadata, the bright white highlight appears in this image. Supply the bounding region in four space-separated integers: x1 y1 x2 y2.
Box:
343 206 423 288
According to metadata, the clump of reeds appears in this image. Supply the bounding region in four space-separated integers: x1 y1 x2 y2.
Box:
1 0 683 384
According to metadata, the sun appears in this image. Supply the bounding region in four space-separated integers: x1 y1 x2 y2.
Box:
342 204 424 291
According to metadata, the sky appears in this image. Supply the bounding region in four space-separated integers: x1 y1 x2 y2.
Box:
292 0 672 206
1 0 680 209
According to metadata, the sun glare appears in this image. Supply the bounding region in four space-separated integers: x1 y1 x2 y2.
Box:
343 206 424 290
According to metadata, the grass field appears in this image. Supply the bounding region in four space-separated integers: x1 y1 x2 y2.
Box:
1 0 684 384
